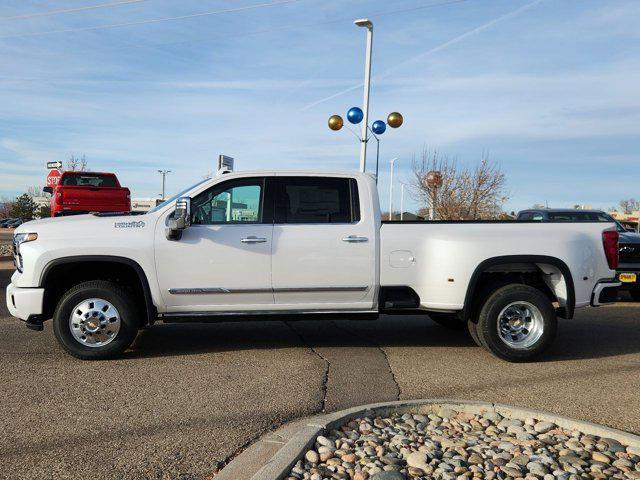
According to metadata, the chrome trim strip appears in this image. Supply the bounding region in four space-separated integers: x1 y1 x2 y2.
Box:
168 287 268 295
275 286 369 293
168 286 369 295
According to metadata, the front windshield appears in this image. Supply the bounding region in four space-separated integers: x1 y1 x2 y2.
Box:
147 178 209 214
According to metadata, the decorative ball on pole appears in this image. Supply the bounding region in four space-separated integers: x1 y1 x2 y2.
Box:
425 170 443 189
347 106 364 124
328 115 344 131
424 170 442 221
372 120 386 135
387 112 403 129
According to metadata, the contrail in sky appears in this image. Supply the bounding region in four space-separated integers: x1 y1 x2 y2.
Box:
301 0 544 111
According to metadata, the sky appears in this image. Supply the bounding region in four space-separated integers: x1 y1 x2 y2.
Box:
1 0 639 214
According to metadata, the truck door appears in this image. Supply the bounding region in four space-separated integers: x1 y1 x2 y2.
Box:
271 175 377 310
154 176 274 312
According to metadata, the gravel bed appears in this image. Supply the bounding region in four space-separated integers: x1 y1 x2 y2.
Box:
286 409 640 480
0 244 12 256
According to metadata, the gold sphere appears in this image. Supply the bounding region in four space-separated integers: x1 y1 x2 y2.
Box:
328 114 343 131
387 112 403 128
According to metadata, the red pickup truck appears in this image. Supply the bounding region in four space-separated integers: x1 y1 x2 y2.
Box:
44 171 131 217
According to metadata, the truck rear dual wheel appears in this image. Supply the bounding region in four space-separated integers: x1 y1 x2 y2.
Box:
475 284 557 362
53 280 139 360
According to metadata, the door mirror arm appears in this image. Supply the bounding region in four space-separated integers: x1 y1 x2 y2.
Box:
165 197 191 241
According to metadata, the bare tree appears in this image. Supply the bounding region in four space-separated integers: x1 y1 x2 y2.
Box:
0 198 15 218
27 186 47 198
411 148 510 220
66 154 89 171
619 198 640 214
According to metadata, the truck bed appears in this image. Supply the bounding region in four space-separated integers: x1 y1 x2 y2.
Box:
380 221 616 312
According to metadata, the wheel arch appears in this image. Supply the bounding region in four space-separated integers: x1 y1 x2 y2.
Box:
40 255 156 326
463 255 575 321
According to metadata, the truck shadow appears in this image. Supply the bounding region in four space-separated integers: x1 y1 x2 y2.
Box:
125 306 640 363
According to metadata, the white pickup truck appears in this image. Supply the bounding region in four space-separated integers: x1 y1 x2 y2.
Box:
6 171 621 361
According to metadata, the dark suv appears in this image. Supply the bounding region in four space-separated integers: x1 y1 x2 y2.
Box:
517 208 640 301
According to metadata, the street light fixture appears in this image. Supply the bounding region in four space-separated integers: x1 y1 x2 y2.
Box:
389 157 397 221
327 20 403 179
354 18 373 173
158 169 171 200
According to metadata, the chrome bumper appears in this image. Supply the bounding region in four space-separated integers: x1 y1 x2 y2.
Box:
591 281 621 307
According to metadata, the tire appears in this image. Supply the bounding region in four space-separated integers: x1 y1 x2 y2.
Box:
476 284 557 362
429 312 466 331
53 280 140 360
629 289 640 302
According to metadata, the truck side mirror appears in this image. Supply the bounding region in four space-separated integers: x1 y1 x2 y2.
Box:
165 197 191 240
43 186 53 195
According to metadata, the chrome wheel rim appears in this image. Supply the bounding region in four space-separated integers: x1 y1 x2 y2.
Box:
497 301 544 349
69 298 120 348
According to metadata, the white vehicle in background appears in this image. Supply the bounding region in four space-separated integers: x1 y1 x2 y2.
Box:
6 171 620 362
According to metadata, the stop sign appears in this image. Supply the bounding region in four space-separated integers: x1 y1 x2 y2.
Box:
46 169 61 187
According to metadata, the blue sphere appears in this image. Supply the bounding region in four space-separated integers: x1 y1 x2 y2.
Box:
347 107 364 124
372 120 386 135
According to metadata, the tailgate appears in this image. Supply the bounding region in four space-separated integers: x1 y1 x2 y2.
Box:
60 186 129 209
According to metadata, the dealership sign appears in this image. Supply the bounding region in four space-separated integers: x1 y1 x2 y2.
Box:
46 169 62 187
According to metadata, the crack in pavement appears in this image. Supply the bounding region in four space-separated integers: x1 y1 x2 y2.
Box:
284 320 331 413
284 319 399 413
331 320 401 401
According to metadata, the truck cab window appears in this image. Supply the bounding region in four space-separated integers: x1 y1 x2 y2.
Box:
191 179 263 225
275 177 359 224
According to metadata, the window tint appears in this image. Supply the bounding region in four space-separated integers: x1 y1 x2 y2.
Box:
62 173 118 187
518 212 532 220
548 212 585 221
276 177 359 224
548 212 610 222
191 178 263 225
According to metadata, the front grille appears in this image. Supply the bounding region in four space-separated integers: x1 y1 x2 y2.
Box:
12 237 19 271
619 244 640 263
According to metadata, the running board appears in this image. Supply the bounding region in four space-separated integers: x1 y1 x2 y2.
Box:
158 310 379 323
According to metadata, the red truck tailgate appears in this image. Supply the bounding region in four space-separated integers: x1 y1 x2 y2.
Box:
52 172 131 215
59 186 130 211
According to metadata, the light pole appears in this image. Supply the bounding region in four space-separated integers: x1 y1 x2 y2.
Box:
328 20 403 175
354 18 373 173
400 183 405 221
389 157 397 220
158 169 171 200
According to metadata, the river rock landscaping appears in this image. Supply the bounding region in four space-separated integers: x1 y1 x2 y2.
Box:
0 244 12 256
285 409 640 480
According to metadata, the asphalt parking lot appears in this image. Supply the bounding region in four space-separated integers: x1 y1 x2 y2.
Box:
1 265 639 480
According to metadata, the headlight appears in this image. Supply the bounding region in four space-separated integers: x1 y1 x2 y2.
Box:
13 232 37 272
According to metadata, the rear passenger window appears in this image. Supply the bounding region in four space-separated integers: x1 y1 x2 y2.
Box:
276 177 360 224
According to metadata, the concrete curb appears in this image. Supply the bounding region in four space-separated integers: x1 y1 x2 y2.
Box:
217 399 640 480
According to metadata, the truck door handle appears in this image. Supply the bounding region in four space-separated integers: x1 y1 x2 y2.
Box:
241 236 267 244
342 235 368 243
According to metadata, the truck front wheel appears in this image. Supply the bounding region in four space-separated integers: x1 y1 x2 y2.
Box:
476 284 557 362
53 280 139 360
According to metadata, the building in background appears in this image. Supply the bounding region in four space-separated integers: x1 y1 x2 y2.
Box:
610 211 640 231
